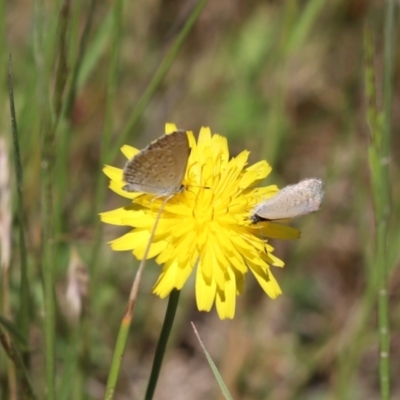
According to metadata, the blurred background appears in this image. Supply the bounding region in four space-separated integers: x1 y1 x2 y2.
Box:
1 0 400 399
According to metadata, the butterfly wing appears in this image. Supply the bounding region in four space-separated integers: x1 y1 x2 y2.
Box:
123 130 190 195
253 179 323 221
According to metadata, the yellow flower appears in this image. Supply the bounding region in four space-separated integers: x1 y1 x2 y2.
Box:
100 124 299 319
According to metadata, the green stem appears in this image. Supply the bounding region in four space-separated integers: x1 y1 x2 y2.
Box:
0 0 6 97
40 84 57 400
145 289 181 400
53 0 70 124
90 0 123 298
7 56 30 361
54 0 95 238
53 0 71 241
34 0 57 396
376 2 395 398
376 217 390 400
104 312 132 400
110 0 209 162
364 14 393 400
382 0 395 157
64 0 96 118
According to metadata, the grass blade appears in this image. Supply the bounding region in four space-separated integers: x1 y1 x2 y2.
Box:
191 322 233 400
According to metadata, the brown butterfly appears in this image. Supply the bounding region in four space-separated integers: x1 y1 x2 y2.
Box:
123 130 190 196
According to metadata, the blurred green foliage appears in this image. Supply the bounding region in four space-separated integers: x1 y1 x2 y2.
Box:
0 1 399 399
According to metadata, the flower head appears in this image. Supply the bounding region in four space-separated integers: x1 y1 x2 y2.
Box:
101 124 299 319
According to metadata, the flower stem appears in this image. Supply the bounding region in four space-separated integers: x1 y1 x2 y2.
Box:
145 289 181 400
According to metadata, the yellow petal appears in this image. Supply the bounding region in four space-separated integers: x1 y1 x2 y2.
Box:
121 145 139 159
249 261 282 299
196 266 216 312
215 268 236 319
100 207 133 225
103 165 123 181
153 261 178 298
165 123 178 134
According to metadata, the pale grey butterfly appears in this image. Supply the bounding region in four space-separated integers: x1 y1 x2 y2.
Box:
251 178 324 223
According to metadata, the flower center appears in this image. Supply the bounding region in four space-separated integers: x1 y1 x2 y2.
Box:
193 203 214 226
191 189 216 227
